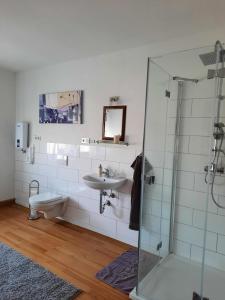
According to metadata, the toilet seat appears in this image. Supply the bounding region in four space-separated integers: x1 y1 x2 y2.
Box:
29 192 65 209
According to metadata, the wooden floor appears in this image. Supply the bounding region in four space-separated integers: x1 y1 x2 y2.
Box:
0 204 131 300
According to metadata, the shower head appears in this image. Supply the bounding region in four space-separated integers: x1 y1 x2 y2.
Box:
207 67 225 79
199 49 225 66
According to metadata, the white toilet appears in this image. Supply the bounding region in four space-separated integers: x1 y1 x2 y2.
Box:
29 192 68 219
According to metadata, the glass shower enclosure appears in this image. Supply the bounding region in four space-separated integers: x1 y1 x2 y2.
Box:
130 42 225 300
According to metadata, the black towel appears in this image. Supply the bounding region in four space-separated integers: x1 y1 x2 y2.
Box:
129 155 152 231
193 292 209 300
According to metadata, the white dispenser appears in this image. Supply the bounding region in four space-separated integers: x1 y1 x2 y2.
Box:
16 122 29 152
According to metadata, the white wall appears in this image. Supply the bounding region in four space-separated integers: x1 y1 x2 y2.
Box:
15 47 148 246
15 28 225 249
0 68 15 201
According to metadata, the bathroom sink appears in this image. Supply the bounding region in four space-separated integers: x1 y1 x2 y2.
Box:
83 174 127 190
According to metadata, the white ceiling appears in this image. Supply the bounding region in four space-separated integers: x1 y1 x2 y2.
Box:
1 0 225 71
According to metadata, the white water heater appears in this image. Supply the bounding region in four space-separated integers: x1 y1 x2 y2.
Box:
16 122 29 151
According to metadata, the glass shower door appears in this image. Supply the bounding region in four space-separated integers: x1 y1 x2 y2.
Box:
137 58 177 295
135 45 216 300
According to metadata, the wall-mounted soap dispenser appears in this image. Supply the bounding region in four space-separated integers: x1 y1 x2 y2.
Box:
15 122 29 152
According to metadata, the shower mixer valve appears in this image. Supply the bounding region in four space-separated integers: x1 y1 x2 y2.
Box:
204 163 224 174
213 122 225 140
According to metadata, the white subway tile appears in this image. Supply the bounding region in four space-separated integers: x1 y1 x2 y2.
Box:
38 165 57 177
118 193 131 209
47 154 68 166
15 171 31 183
174 239 191 258
144 184 162 201
175 205 193 225
15 180 23 192
189 136 211 155
33 139 41 153
180 117 212 136
212 176 225 196
104 206 130 224
192 99 214 117
163 168 173 186
47 178 69 194
166 135 175 152
89 213 116 236
67 181 88 197
217 234 225 255
161 218 170 236
116 222 138 246
119 163 134 180
164 152 173 169
153 168 163 184
68 157 92 171
162 202 171 219
39 142 48 154
166 135 189 153
147 129 166 151
183 79 215 99
56 167 78 182
217 196 225 216
23 163 39 174
143 214 161 234
190 245 203 263
205 250 225 271
144 199 161 217
35 153 48 164
177 171 195 190
177 153 208 173
174 222 217 251
80 145 106 160
146 150 165 168
15 191 29 207
167 99 177 118
181 100 192 117
79 196 99 214
163 186 172 202
63 207 90 227
193 209 205 229
105 147 136 164
15 161 23 171
207 213 225 235
167 118 176 135
15 150 26 162
47 143 79 156
176 189 217 213
194 173 208 192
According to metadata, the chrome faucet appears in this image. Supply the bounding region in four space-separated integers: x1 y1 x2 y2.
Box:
102 168 110 177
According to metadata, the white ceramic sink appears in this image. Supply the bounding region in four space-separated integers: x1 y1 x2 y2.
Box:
83 174 127 190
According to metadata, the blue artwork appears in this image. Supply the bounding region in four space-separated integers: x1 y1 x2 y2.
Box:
39 90 83 124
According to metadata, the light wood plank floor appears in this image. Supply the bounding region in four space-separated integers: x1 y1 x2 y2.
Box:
0 204 132 300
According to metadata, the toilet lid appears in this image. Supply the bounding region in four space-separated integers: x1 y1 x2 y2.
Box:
29 192 63 205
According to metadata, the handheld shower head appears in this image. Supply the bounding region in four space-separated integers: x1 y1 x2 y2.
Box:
199 41 225 66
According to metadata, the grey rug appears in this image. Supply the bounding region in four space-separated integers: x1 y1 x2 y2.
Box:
0 242 81 300
96 248 160 294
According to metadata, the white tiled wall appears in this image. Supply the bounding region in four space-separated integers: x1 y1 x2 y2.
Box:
172 81 225 271
15 142 140 246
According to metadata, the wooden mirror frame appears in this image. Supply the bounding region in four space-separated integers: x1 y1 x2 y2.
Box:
102 105 127 141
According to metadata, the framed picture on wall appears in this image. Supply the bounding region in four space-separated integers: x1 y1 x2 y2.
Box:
39 90 83 124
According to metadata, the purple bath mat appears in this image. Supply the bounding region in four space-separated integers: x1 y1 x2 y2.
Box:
96 248 159 294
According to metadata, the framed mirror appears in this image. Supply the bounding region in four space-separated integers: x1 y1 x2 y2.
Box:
102 105 127 141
